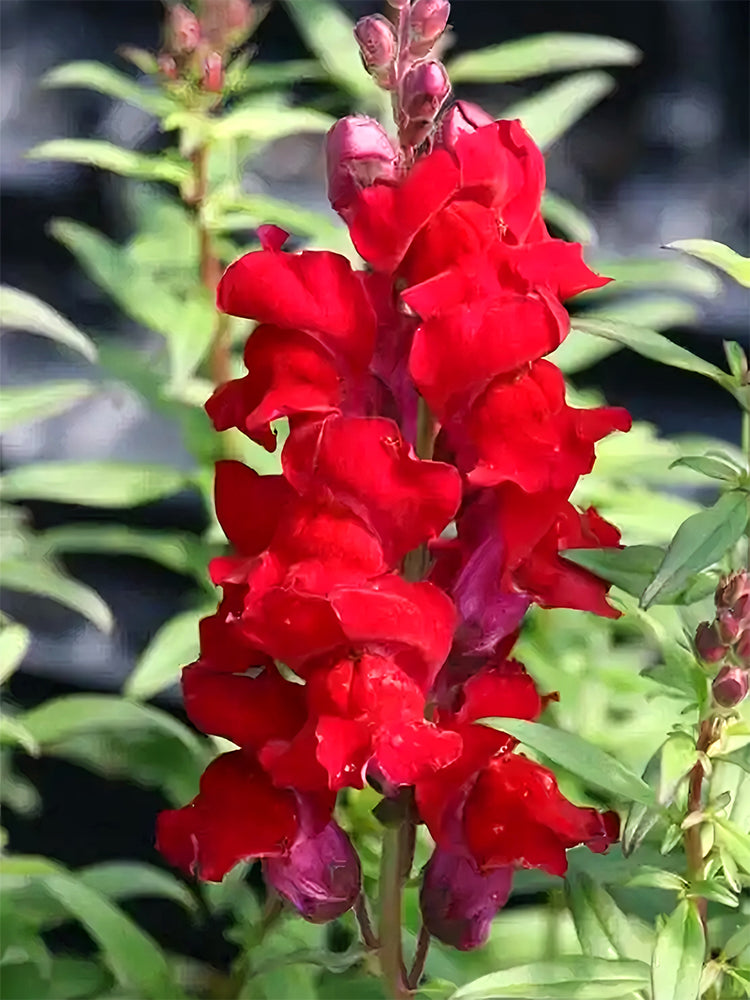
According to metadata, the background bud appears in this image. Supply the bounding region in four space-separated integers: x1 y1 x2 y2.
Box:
409 0 451 57
264 821 361 924
203 52 224 93
169 4 201 54
712 665 749 708
420 848 512 951
157 54 179 80
402 61 451 122
695 621 728 663
354 14 397 71
326 116 398 212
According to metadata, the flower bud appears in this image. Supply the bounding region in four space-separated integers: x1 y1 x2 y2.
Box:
169 4 201 54
736 630 750 667
717 607 743 644
420 848 512 950
326 116 398 212
715 570 750 612
203 52 224 93
402 61 451 122
437 100 495 151
695 621 728 664
263 821 361 924
157 54 179 80
409 0 450 58
712 665 749 708
354 14 397 71
200 0 254 50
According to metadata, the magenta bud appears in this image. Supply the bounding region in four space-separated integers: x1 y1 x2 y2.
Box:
409 0 450 57
169 4 202 54
402 61 451 122
420 848 512 950
203 52 224 93
354 14 397 71
263 821 361 924
695 621 728 664
437 100 495 151
717 608 743 644
715 570 750 612
326 116 398 212
157 54 179 80
736 630 750 667
712 665 749 708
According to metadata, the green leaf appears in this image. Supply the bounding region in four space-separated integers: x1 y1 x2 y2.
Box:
665 239 750 288
669 455 741 483
35 524 207 582
450 958 650 999
212 97 334 142
561 545 664 599
722 924 750 962
0 715 40 756
566 872 653 962
46 957 110 999
126 606 209 701
0 560 113 632
478 718 655 805
687 878 738 907
502 72 616 150
40 872 182 998
27 140 188 185
625 867 686 891
571 317 729 386
714 816 750 875
657 732 698 806
205 190 341 241
0 460 189 508
0 286 97 362
0 622 30 684
448 34 640 83
78 861 196 913
640 491 749 608
0 381 95 434
651 900 705 1000
724 341 748 380
41 60 173 116
541 192 598 246
578 256 722 300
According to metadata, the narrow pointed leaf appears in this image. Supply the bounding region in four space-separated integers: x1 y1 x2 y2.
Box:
0 286 97 362
27 140 189 185
212 97 334 142
450 957 650 999
578 257 722 299
566 873 653 962
714 817 750 875
641 491 749 608
79 862 197 912
41 60 173 116
669 455 740 483
666 239 750 288
0 381 95 434
0 560 113 632
650 900 704 1000
502 72 616 150
126 606 210 700
0 716 40 755
0 622 31 684
561 545 664 598
0 461 189 507
448 33 640 83
478 718 655 805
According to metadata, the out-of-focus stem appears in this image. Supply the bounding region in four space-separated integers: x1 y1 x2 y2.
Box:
684 719 714 931
407 925 430 990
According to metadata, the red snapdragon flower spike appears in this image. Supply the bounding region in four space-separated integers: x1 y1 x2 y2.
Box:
464 753 619 876
420 847 512 950
156 749 299 881
264 821 362 924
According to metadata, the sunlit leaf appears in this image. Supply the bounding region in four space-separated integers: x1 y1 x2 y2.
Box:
41 60 173 116
641 491 749 608
561 545 663 599
448 34 640 83
579 256 722 300
212 97 334 142
665 239 750 288
27 140 189 185
0 621 31 684
566 873 653 962
479 718 655 805
79 862 197 913
669 455 741 484
0 716 40 756
0 460 189 508
126 606 211 700
651 900 705 1000
0 381 95 434
0 286 97 362
714 816 750 875
502 72 616 150
0 560 113 632
450 957 650 999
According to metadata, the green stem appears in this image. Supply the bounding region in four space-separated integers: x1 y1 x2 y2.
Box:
379 824 409 999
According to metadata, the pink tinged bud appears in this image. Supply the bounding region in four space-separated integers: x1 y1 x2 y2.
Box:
420 848 512 951
203 52 224 93
157 54 178 80
712 665 749 708
717 608 743 644
354 14 397 71
409 0 450 58
437 100 495 150
170 4 201 54
695 621 728 664
263 821 361 924
736 630 750 667
402 61 451 122
386 0 410 8
326 116 398 212
715 570 750 611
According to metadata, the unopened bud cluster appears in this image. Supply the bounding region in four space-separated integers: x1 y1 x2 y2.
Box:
354 0 451 151
158 0 254 94
695 570 750 708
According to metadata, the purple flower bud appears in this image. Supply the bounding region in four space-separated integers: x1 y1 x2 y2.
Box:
736 630 750 667
354 14 397 71
169 4 201 54
402 61 451 123
437 100 495 151
420 847 512 951
695 621 728 664
409 0 450 58
263 821 361 924
326 116 398 212
712 665 749 708
715 570 750 612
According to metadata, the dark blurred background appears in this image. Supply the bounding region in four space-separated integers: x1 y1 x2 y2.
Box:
1 0 748 956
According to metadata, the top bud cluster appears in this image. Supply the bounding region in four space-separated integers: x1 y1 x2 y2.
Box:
159 0 254 92
354 0 451 152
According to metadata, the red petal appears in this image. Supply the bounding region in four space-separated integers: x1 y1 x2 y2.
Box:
214 461 294 556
